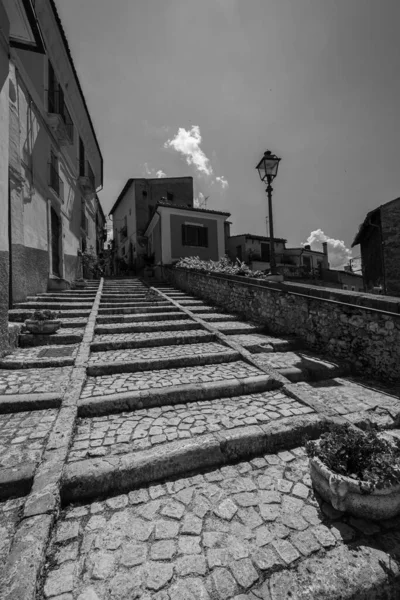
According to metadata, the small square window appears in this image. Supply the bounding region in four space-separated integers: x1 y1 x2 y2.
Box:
167 192 174 201
182 225 208 247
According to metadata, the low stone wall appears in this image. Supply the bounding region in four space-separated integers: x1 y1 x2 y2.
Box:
167 267 400 383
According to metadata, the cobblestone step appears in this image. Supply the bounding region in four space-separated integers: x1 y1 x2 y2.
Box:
14 302 93 310
68 390 314 464
96 312 187 325
19 328 84 347
78 362 280 417
87 343 240 376
253 352 351 383
90 330 217 352
62 413 324 503
98 305 179 315
8 309 90 322
94 320 199 335
201 313 240 322
100 295 151 302
0 345 79 369
212 321 267 335
49 439 400 600
32 294 96 301
100 300 171 308
228 333 303 354
0 367 73 396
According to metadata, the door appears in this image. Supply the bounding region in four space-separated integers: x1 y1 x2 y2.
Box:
51 207 61 276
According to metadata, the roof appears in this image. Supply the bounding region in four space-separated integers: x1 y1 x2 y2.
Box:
155 201 230 217
49 0 103 186
352 197 400 247
229 234 287 243
285 247 325 255
109 177 195 216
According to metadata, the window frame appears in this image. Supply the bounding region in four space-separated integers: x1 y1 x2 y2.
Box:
181 224 209 248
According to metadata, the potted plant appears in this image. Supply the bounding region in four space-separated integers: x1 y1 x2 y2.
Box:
306 423 400 520
74 277 87 289
24 310 62 334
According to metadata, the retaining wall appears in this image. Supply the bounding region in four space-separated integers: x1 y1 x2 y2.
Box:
167 267 400 383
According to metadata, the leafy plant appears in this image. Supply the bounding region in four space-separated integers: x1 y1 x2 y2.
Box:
306 423 400 492
80 250 99 274
31 310 61 321
175 256 270 279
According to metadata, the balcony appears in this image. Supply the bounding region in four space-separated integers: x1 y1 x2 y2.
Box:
47 90 74 145
48 163 64 202
78 161 96 201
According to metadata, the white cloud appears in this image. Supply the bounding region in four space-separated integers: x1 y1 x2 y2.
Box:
303 229 352 270
156 170 167 178
142 163 167 178
216 175 229 189
193 192 205 208
164 126 213 176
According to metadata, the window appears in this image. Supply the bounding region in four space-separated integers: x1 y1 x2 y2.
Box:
236 245 242 261
182 224 208 247
261 243 270 262
49 150 62 197
167 192 174 202
303 256 312 271
79 138 85 176
351 286 355 291
87 161 95 190
48 61 73 142
343 285 348 290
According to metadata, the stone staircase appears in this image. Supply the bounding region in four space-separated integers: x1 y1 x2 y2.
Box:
2 277 400 600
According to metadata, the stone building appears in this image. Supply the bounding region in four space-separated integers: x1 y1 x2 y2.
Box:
4 0 103 303
110 177 193 273
145 201 231 279
227 233 287 269
352 197 400 296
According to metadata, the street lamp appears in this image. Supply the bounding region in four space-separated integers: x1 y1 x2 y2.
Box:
256 150 281 275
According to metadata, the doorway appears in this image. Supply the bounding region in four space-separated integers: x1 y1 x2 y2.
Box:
51 207 61 276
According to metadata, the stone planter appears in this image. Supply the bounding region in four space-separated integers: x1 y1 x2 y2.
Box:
310 455 400 520
24 320 62 335
74 280 87 289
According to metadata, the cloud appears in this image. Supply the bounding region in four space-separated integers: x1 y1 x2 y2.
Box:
142 163 167 178
164 126 213 177
303 229 352 270
216 175 229 189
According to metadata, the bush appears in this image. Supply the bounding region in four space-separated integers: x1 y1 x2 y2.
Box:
175 256 269 279
305 423 400 492
31 310 61 321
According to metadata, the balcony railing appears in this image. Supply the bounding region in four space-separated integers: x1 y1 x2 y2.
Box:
47 90 74 144
48 163 64 201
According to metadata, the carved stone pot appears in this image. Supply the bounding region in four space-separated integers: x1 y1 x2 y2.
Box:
24 320 61 334
310 454 400 520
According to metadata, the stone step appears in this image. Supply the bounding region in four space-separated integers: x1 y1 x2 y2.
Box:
79 361 279 417
94 320 199 335
212 321 267 335
178 300 210 306
228 333 303 354
97 306 179 315
253 351 351 383
189 306 221 313
8 309 90 322
0 344 79 369
100 295 150 301
200 313 239 322
0 366 73 396
96 312 186 325
19 328 84 347
34 294 96 300
100 301 171 308
62 411 323 502
90 330 217 352
14 302 92 310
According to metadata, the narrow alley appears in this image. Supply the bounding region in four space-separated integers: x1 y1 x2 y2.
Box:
1 277 400 599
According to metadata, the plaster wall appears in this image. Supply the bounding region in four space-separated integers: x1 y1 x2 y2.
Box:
112 183 136 261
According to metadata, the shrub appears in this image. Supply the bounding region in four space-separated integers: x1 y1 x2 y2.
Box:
31 310 61 321
305 423 400 492
175 256 269 280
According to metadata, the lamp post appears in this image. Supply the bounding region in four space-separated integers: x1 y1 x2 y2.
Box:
256 150 281 275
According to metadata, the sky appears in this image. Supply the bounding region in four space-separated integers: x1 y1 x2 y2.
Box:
56 0 400 268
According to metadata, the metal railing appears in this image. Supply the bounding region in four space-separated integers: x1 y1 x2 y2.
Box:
48 90 74 142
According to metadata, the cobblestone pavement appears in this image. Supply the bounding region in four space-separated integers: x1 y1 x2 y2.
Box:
42 446 397 600
95 319 195 332
81 361 263 398
68 392 313 462
0 345 79 367
228 334 297 351
92 329 213 346
88 342 234 365
0 366 73 394
0 409 57 468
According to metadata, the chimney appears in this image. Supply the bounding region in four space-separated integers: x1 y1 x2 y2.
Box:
304 244 311 250
322 242 328 256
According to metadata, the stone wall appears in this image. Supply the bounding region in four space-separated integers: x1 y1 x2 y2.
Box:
167 268 400 383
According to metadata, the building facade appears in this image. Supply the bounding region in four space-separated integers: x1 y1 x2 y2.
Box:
110 177 193 273
227 234 287 269
145 202 230 278
5 0 103 302
352 197 400 296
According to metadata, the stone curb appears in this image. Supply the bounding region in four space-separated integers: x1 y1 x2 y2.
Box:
78 374 279 417
94 321 200 334
19 332 83 347
0 392 62 413
151 287 290 389
86 348 240 376
0 356 76 369
90 331 217 353
0 463 36 500
61 414 328 503
0 279 104 600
